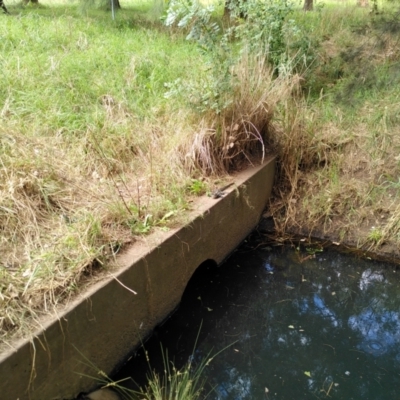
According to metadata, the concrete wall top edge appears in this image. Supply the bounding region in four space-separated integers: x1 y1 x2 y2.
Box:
116 156 275 269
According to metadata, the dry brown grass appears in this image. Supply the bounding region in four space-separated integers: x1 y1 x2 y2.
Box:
269 7 400 256
0 41 299 347
181 56 300 175
270 98 400 246
0 116 204 344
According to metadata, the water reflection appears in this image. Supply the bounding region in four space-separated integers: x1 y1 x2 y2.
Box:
115 235 400 399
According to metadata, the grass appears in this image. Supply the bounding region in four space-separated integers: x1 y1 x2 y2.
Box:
1 3 205 346
131 346 214 400
269 1 400 254
0 0 291 347
2 0 400 350
77 327 231 400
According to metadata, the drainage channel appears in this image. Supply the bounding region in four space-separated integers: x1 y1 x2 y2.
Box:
84 232 400 400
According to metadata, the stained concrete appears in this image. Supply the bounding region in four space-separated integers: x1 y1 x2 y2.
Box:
0 157 275 400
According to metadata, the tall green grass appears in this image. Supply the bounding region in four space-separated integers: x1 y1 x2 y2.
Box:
77 325 233 400
0 3 207 345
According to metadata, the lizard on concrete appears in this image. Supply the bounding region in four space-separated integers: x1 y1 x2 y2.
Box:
211 182 235 199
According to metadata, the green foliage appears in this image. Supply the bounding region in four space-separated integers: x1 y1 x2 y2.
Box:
234 0 294 67
367 227 383 243
285 21 319 74
164 0 302 113
76 326 235 400
187 179 207 195
164 0 219 49
164 0 234 113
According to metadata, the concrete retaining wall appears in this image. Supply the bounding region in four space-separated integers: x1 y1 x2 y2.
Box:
0 158 275 400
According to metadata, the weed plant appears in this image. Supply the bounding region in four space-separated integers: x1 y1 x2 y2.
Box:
131 346 214 400
77 327 231 400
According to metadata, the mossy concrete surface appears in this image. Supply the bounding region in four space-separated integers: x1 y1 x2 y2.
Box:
0 157 275 400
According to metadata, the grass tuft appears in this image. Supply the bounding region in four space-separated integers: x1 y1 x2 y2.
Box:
74 326 232 400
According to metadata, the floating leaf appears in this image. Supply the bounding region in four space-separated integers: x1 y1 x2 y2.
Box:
207 307 213 311
304 371 311 378
288 325 295 329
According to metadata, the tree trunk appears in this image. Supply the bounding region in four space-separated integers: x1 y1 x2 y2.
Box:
223 0 230 17
1 0 9 14
303 0 313 11
111 0 120 9
106 0 121 11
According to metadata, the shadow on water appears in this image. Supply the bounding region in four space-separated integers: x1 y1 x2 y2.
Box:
114 233 400 399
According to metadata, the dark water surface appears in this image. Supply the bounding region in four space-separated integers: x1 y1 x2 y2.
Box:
114 234 400 399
